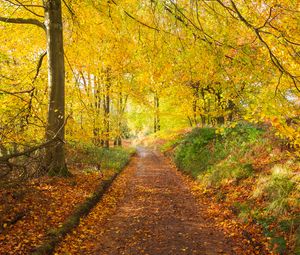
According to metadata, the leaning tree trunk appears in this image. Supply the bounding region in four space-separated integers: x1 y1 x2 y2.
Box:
44 0 69 176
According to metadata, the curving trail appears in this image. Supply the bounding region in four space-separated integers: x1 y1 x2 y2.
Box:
57 147 253 255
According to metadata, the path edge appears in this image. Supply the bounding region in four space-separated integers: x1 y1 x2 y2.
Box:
31 172 120 255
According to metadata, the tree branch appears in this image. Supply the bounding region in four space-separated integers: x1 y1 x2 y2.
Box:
0 116 69 163
32 51 47 83
0 88 34 95
3 0 44 18
123 10 160 32
227 0 300 91
0 16 45 30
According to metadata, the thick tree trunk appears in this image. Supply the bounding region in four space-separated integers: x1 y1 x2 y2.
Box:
44 0 69 176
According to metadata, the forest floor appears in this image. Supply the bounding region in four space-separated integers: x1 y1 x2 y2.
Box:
56 147 272 255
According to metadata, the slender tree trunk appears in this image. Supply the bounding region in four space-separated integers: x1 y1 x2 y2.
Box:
153 93 160 133
156 95 160 131
215 91 225 125
103 68 111 148
227 100 235 122
187 116 193 127
192 99 197 126
93 76 102 145
114 92 123 146
200 88 206 126
44 0 69 176
190 82 200 126
104 89 110 148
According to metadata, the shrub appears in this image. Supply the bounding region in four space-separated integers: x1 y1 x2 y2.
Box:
173 128 216 177
173 123 261 182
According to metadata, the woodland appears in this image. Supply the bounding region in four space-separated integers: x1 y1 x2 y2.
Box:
0 0 299 254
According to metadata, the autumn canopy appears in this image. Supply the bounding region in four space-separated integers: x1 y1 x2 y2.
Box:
0 0 300 254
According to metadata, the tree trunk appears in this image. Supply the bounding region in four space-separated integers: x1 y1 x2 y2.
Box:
153 93 160 133
44 0 69 176
227 100 235 122
114 92 122 146
93 75 102 145
215 90 225 125
103 68 111 148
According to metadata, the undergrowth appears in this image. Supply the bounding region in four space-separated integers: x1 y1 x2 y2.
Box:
67 142 135 172
163 122 300 254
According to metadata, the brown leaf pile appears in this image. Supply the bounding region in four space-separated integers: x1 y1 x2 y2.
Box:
55 161 134 254
177 169 274 255
0 170 114 254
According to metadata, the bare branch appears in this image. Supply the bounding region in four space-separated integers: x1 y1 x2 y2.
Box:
2 0 44 8
0 88 34 95
3 0 44 17
227 0 300 91
123 10 160 32
0 16 45 30
62 0 75 17
0 116 70 163
109 0 160 32
32 51 47 83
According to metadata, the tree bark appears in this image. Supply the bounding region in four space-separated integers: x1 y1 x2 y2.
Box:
114 92 123 146
44 0 69 176
93 75 102 145
153 93 160 133
102 68 111 148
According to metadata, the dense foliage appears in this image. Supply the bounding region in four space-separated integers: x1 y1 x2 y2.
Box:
1 1 300 175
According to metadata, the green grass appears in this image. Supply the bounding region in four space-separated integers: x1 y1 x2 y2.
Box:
67 142 135 172
172 123 262 181
203 161 254 186
253 165 298 215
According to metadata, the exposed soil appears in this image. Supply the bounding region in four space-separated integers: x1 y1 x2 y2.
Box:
57 147 271 254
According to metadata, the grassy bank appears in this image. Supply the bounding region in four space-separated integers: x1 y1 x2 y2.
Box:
162 123 300 255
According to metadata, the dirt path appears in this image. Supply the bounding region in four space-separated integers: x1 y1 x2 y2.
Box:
57 147 252 254
93 147 238 255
